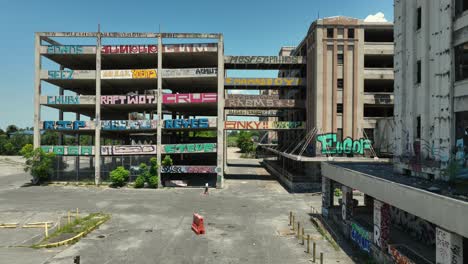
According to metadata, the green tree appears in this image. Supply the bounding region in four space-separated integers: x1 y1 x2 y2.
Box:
148 157 159 188
162 155 173 166
41 131 59 145
109 166 130 187
20 144 56 184
6 125 18 134
236 131 255 153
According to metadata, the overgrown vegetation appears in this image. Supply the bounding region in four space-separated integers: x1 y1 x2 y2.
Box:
148 157 159 188
110 166 130 187
162 155 173 166
236 131 256 153
20 144 56 184
334 188 342 197
33 212 110 247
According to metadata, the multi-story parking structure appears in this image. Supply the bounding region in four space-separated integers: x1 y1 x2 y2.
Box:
34 32 224 188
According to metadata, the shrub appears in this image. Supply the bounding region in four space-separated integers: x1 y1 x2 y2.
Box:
237 131 255 153
149 157 158 177
21 144 55 184
110 166 129 187
162 155 173 166
134 175 145 188
138 162 150 181
334 188 342 197
148 175 158 188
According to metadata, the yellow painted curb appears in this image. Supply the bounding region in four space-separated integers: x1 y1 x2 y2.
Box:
34 218 109 248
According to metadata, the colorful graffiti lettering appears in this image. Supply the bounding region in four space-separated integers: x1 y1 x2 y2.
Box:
225 98 300 108
100 95 157 104
161 166 216 174
316 133 372 155
350 222 371 253
162 143 216 154
164 43 216 53
46 96 79 104
100 145 157 155
436 227 463 264
48 70 74 79
225 109 281 116
225 78 304 86
390 206 436 246
373 200 390 249
224 56 303 64
101 69 157 79
101 120 157 130
41 146 94 156
102 45 158 54
42 121 90 130
161 68 217 78
47 45 83 54
388 245 416 264
162 93 217 104
164 118 213 129
224 121 304 130
131 69 157 79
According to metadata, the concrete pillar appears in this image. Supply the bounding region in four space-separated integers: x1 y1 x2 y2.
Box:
94 31 102 185
341 185 353 221
216 34 225 188
321 177 333 217
33 33 41 149
373 199 390 250
436 227 463 264
156 35 163 188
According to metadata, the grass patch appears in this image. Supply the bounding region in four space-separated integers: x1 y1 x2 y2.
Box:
310 217 340 251
32 212 110 248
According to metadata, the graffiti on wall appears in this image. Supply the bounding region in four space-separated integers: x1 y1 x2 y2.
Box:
436 227 463 264
316 133 372 155
224 56 304 64
390 206 436 246
225 98 299 108
341 186 353 221
101 120 158 130
101 43 216 54
224 121 304 130
41 146 94 156
100 95 157 104
161 68 217 78
162 143 216 154
373 200 390 249
164 118 216 129
225 78 304 86
350 222 371 253
47 45 83 54
41 145 158 155
388 245 417 264
322 177 332 209
225 109 281 116
162 93 217 104
42 121 93 130
100 145 157 155
101 69 157 79
48 70 74 79
161 166 216 174
46 96 80 104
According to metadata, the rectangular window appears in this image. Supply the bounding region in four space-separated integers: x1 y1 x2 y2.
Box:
416 116 421 139
337 54 344 65
416 60 421 84
327 28 334 38
348 28 355 39
416 7 422 30
455 43 468 81
337 104 343 114
336 128 343 141
337 79 344 89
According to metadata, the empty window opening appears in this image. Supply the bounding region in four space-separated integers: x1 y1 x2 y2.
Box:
327 28 334 38
348 28 355 39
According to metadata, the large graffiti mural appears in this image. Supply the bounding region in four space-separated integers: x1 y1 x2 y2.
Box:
162 143 216 154
161 68 217 78
225 95 301 108
373 200 390 249
436 227 463 264
225 109 281 116
41 145 157 156
316 133 372 155
100 95 157 104
46 45 83 54
101 69 157 79
224 78 304 86
224 56 304 64
162 93 217 104
161 166 217 174
164 118 216 129
101 43 216 54
224 121 304 130
42 121 92 130
390 206 436 246
350 222 372 253
101 120 158 130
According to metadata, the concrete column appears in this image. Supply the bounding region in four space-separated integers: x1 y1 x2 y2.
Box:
436 227 464 264
373 199 390 249
321 177 333 217
341 185 353 221
58 70 64 145
156 35 163 188
75 112 80 179
94 31 102 185
216 35 225 188
33 33 41 149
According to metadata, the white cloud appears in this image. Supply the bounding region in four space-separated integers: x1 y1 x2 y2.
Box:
364 12 388 23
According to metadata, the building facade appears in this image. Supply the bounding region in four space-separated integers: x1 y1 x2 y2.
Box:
394 0 468 180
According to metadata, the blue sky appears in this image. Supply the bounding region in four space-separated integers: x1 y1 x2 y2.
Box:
0 0 393 129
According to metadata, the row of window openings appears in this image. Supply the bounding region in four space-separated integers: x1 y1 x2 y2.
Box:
327 28 354 39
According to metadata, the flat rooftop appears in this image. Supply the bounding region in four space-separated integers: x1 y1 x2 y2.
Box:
334 162 468 203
